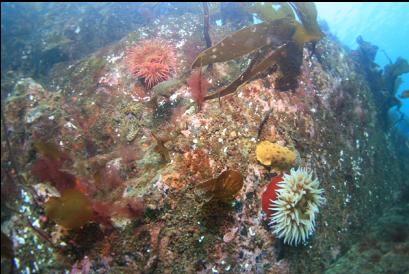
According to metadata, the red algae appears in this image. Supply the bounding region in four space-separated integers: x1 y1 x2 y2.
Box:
31 143 76 192
187 69 209 110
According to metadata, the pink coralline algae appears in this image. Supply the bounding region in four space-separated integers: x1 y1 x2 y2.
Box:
125 39 177 89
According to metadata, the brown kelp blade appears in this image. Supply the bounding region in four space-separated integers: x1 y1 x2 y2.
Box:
191 18 295 69
289 2 324 43
241 2 323 44
213 170 243 201
196 170 243 202
194 2 323 100
45 188 93 229
204 42 303 100
195 177 217 202
34 142 65 161
203 49 264 100
241 2 295 22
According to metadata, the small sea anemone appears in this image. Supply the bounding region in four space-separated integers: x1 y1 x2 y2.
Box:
268 167 325 246
126 39 177 88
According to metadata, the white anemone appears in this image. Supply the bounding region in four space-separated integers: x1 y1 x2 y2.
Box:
269 167 325 246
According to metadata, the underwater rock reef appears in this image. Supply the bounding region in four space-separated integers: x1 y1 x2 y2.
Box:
1 3 408 274
325 203 409 274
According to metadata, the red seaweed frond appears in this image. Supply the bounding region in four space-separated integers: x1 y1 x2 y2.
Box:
31 143 76 192
31 157 76 192
187 69 209 110
92 201 114 227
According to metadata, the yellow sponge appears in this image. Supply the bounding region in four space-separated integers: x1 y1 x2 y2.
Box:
256 140 296 169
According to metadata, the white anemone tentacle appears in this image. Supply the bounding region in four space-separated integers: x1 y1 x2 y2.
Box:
269 167 325 246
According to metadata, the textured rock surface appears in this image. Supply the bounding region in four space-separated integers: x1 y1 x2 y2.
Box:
325 204 409 274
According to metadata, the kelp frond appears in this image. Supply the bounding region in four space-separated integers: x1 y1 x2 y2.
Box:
192 2 324 100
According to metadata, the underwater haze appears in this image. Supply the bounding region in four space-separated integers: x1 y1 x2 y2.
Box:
1 2 409 274
317 2 409 113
